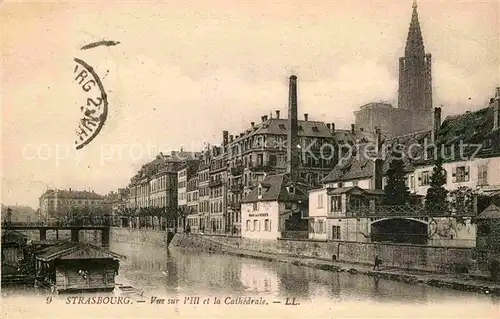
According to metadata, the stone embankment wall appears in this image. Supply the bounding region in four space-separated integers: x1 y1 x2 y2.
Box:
172 234 475 274
105 227 174 246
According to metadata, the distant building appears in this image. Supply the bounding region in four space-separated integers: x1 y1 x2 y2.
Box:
177 159 200 230
354 1 433 137
38 189 106 222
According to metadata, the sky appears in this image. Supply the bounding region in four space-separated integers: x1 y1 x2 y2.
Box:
2 0 499 208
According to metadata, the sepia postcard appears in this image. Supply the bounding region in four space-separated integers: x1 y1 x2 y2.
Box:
2 0 500 318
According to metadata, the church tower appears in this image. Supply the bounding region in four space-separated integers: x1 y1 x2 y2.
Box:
398 0 433 131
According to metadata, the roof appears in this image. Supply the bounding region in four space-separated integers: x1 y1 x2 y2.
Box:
322 130 432 184
241 174 308 203
35 242 125 262
232 118 334 143
434 102 498 158
327 186 384 196
1 230 28 245
41 189 105 200
475 205 500 220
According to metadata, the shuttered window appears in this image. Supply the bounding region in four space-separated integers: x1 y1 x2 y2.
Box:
478 165 488 185
453 166 470 183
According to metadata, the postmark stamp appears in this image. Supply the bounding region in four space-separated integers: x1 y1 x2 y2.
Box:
73 57 108 150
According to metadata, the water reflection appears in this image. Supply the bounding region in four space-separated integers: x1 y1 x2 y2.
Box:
108 242 496 306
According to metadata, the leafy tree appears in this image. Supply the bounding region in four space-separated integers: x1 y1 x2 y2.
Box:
383 146 410 205
448 186 477 216
425 155 448 212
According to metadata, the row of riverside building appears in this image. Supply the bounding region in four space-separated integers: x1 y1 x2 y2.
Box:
122 1 500 252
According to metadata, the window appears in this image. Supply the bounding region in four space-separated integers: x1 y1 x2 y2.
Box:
418 171 431 186
264 219 270 231
318 220 325 234
352 180 358 187
332 226 341 240
253 202 258 211
453 166 470 183
331 196 341 212
483 139 492 150
257 186 262 196
246 220 250 231
253 220 258 231
410 175 415 189
317 194 324 208
478 165 488 186
287 186 295 194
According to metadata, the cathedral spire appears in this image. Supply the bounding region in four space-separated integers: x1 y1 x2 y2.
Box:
405 0 425 57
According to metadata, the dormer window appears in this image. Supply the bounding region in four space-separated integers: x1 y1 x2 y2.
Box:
257 185 263 197
312 126 319 132
278 124 286 130
298 126 303 131
287 186 295 194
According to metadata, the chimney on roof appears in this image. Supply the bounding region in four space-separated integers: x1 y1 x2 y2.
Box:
493 87 500 131
240 133 244 138
331 123 335 133
223 130 229 147
229 134 234 142
276 110 280 119
432 107 442 142
251 122 255 128
326 123 331 130
360 127 364 132
351 124 355 133
262 115 268 122
304 113 309 121
287 75 299 181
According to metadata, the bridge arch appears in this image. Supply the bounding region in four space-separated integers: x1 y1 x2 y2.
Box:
371 217 428 245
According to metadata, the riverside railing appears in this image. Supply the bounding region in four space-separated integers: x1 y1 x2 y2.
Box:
344 204 476 218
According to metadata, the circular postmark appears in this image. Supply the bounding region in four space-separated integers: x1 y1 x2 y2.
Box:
73 57 108 150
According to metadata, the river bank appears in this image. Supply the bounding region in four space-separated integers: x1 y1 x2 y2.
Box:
170 233 500 296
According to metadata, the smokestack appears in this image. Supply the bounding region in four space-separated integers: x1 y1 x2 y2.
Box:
223 130 229 147
287 75 299 181
331 123 335 132
375 127 382 153
276 110 280 119
351 124 355 133
326 123 331 129
433 107 442 142
304 113 309 121
251 122 255 128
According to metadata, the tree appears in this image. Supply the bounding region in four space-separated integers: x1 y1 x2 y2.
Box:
383 146 410 205
448 186 477 216
425 155 448 212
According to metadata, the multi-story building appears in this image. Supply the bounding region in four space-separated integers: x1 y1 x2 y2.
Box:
177 159 200 230
197 149 211 232
354 1 433 137
209 139 228 234
39 188 106 222
240 174 308 240
127 151 200 212
103 188 129 215
186 175 199 231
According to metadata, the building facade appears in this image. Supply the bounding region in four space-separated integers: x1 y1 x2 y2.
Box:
39 189 106 222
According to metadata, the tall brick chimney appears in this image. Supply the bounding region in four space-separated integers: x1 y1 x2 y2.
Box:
304 113 309 121
432 107 442 142
287 75 299 181
276 110 280 119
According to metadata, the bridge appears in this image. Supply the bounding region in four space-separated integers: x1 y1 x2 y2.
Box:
1 217 115 247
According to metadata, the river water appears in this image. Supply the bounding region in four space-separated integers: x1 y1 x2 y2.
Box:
3 241 500 318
